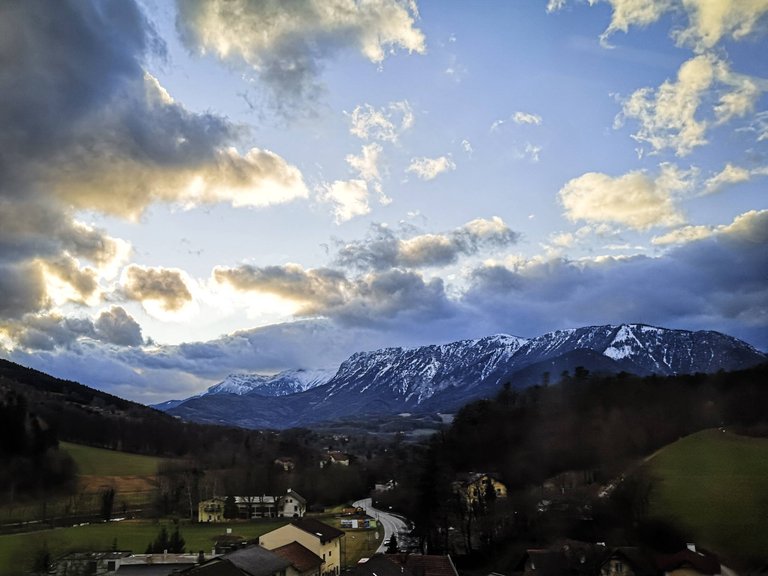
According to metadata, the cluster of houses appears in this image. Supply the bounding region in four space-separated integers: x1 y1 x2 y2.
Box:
53 517 344 576
198 489 307 522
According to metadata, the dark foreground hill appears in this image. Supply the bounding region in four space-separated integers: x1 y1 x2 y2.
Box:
161 323 767 429
0 359 237 456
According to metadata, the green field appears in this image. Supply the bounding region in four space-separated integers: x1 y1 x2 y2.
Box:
0 520 284 575
60 442 171 476
646 428 768 564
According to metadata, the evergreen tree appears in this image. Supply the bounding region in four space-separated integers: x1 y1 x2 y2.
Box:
224 495 238 519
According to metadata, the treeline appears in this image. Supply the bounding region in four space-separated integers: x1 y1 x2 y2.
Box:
380 363 768 558
0 359 264 457
0 389 77 501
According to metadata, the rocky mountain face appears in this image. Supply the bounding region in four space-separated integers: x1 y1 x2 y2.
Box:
159 324 767 429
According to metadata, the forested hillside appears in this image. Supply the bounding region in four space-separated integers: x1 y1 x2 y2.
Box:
377 363 768 568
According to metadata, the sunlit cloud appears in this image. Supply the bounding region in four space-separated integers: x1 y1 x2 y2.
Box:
176 0 426 114
548 0 768 51
121 265 194 313
559 164 692 229
616 54 767 156
335 217 519 271
319 180 372 223
406 155 456 180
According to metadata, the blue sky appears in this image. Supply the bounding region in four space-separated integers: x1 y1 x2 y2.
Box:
1 0 766 403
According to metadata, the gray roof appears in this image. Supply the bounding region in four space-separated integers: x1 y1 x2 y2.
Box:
225 545 293 576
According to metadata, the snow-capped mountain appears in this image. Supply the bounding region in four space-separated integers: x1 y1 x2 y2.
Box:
159 324 766 429
204 368 334 397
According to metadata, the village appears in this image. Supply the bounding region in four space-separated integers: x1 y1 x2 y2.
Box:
47 463 731 576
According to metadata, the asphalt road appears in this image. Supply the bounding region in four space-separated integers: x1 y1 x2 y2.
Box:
353 497 411 554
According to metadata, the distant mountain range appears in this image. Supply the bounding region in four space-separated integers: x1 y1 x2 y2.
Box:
155 324 767 430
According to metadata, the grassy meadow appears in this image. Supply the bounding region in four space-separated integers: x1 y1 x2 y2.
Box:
0 520 284 575
0 443 174 525
645 428 768 564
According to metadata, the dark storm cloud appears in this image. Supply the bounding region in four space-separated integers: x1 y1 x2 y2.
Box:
6 307 142 352
465 210 768 349
94 307 144 347
0 0 307 328
0 264 49 320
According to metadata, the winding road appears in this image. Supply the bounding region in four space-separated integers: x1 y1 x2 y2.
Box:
353 497 412 554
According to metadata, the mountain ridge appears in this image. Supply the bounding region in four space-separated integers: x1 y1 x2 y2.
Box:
159 323 767 429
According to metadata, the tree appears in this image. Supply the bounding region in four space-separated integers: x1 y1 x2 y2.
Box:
385 534 398 554
168 525 186 553
224 495 238 519
146 526 170 554
100 487 116 522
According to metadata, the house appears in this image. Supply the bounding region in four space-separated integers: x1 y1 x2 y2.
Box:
320 451 350 467
517 541 610 576
199 489 306 522
117 553 202 575
600 547 658 576
198 497 226 522
280 488 307 518
272 542 324 576
454 472 507 508
351 554 459 576
53 551 131 575
181 545 293 576
275 457 296 472
259 518 345 576
656 545 722 576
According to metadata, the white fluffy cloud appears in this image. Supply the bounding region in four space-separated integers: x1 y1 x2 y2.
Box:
319 180 372 223
406 156 457 181
559 164 691 230
549 0 768 51
512 111 543 125
348 101 415 142
616 55 767 156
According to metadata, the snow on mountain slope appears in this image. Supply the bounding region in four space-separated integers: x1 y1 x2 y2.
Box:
203 368 334 397
161 324 767 429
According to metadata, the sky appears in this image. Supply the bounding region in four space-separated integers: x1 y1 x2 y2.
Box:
1 0 766 404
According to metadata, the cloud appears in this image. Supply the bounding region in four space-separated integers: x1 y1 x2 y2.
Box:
121 265 194 312
319 179 372 223
617 54 713 156
465 209 768 347
406 156 456 180
94 307 145 347
7 211 766 402
674 0 768 52
617 54 767 156
548 0 768 51
214 263 451 328
4 306 143 352
348 101 415 142
176 1 425 111
0 0 310 332
512 111 543 125
335 217 520 271
0 264 49 321
703 163 752 194
652 208 768 245
558 164 690 230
